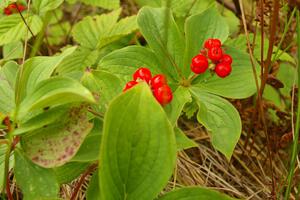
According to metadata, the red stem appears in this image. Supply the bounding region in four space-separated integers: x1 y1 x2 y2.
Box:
6 171 13 200
70 163 98 200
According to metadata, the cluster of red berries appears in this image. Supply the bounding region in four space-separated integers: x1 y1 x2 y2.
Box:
190 38 233 78
123 68 173 106
3 3 26 15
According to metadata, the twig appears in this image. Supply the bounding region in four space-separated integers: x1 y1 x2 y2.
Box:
14 2 35 38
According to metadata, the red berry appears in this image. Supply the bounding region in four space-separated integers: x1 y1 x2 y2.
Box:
215 63 232 78
3 7 12 15
153 85 173 105
220 54 233 65
151 74 167 89
123 81 138 92
208 47 223 62
191 54 208 74
17 4 27 12
133 67 152 83
204 38 221 49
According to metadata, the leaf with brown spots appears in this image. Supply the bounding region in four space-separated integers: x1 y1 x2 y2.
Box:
20 105 93 168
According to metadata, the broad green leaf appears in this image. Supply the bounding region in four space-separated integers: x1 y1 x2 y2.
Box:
0 14 42 45
18 46 76 101
48 22 70 46
54 162 90 184
99 83 176 200
157 187 236 200
14 149 59 200
164 86 191 126
190 88 241 159
20 105 93 168
18 77 95 120
56 47 99 75
86 171 101 200
99 45 161 80
82 70 123 112
32 0 63 14
175 127 197 151
72 9 137 50
2 41 23 60
193 47 258 99
72 119 103 162
134 0 161 7
184 8 229 77
80 0 120 9
137 7 185 81
0 61 18 114
13 105 69 135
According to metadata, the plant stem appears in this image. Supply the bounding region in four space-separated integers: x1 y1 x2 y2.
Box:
272 7 296 63
14 2 35 38
284 10 300 200
70 163 98 200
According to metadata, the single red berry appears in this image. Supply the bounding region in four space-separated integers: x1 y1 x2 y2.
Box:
17 4 27 12
133 67 152 83
215 63 232 78
208 47 223 62
153 85 173 105
3 7 12 15
151 74 167 89
123 80 138 92
220 54 233 65
191 54 209 74
204 38 222 49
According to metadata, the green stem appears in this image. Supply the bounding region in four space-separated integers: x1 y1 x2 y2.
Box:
272 7 296 62
29 12 51 58
284 10 300 200
2 142 11 195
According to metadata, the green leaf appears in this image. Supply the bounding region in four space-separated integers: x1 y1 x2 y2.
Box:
277 63 298 97
72 9 137 50
193 47 258 99
190 88 241 159
54 162 90 184
72 119 103 162
98 45 162 80
0 61 18 114
0 14 42 45
56 47 99 75
2 41 23 60
99 83 176 200
164 86 191 126
184 8 229 77
86 171 101 200
17 46 76 100
20 105 93 168
32 0 64 14
82 70 123 112
80 0 120 9
18 77 95 120
157 187 236 200
175 127 197 151
137 7 185 81
14 149 59 200
13 105 69 135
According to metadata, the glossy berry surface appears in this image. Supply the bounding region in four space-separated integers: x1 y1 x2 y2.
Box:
220 54 233 65
191 54 208 74
215 63 232 78
208 47 223 61
151 74 167 89
123 81 138 92
133 67 152 83
3 3 26 15
204 38 221 49
153 85 173 105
